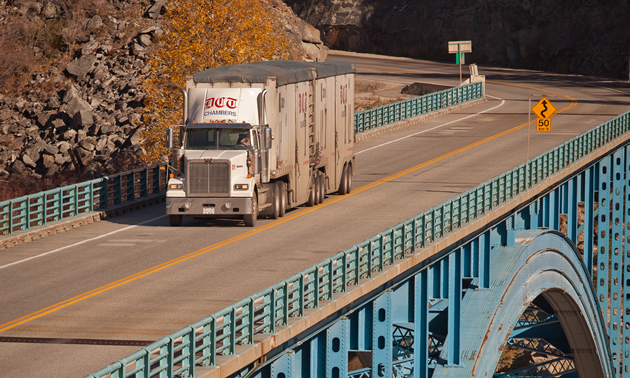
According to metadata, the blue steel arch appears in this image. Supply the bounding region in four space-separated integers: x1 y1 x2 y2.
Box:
433 229 612 378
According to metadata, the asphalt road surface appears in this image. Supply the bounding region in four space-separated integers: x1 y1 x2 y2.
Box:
1 51 629 377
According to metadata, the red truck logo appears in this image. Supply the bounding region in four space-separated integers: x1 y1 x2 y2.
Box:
205 97 238 109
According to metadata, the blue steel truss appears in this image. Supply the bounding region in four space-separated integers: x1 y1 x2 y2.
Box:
87 111 630 378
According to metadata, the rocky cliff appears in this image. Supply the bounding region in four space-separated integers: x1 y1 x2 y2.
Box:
284 0 630 80
0 0 326 199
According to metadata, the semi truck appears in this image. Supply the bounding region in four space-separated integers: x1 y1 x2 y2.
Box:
165 61 356 227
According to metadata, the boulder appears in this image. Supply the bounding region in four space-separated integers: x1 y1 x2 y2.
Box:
81 40 100 56
66 97 93 118
54 154 66 165
51 118 67 129
40 142 59 155
74 146 94 166
73 109 95 127
131 42 146 56
11 159 27 174
126 128 143 146
57 141 71 154
79 137 97 151
138 34 152 47
42 154 56 169
146 0 165 19
87 15 103 30
66 55 97 81
41 2 58 19
22 154 36 169
299 23 322 44
63 129 77 142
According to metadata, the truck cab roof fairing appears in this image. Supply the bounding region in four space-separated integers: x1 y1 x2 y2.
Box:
186 122 252 130
189 61 356 87
186 122 252 129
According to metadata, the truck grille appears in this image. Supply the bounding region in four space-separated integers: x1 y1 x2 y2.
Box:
187 160 230 196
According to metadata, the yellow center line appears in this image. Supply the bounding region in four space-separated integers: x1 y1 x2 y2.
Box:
0 81 578 333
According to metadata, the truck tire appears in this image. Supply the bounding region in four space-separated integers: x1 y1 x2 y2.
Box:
338 164 348 195
346 164 353 194
276 181 287 217
169 215 183 227
314 174 321 205
318 173 325 204
244 194 258 227
269 183 280 219
307 176 316 207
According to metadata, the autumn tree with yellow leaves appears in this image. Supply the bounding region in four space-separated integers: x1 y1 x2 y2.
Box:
141 0 290 162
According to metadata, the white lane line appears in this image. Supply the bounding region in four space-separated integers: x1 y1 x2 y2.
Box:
97 243 137 247
0 214 167 270
356 95 505 155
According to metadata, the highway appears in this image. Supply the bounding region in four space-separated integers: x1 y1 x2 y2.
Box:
1 51 629 377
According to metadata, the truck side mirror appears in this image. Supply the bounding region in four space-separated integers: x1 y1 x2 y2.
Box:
166 128 173 149
263 126 272 149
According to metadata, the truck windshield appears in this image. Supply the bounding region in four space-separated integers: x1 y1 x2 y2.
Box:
185 128 252 150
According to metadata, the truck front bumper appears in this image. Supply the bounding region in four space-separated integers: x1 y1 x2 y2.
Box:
166 197 253 216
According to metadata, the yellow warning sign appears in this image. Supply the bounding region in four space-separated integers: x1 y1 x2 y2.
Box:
536 117 551 132
531 96 557 119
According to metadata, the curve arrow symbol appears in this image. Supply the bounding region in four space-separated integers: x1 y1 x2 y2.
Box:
540 100 549 118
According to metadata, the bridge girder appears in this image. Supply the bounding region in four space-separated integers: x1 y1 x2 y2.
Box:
432 230 611 378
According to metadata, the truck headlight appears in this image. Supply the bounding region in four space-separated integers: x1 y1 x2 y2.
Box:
234 184 249 190
169 184 184 190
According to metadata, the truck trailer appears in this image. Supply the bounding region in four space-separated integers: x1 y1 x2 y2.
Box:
165 61 356 227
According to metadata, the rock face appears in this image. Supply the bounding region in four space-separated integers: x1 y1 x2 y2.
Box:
268 0 329 61
284 0 630 80
0 0 161 184
0 0 322 193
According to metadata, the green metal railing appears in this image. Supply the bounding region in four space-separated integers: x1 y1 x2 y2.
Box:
87 109 629 377
0 164 167 236
353 81 484 133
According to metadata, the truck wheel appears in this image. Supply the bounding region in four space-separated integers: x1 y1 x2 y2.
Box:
169 215 183 227
346 164 353 194
244 195 258 227
269 183 280 219
318 173 325 204
276 181 287 217
313 174 321 205
338 164 348 195
307 177 316 207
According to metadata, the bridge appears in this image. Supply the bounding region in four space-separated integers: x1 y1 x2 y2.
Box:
1 52 630 377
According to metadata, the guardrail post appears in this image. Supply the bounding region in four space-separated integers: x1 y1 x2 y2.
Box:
327 259 333 301
341 252 348 293
230 307 236 355
282 282 289 325
24 196 31 231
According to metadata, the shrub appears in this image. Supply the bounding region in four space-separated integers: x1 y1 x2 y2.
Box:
140 0 290 163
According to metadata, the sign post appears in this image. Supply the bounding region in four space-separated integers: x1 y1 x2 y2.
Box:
448 40 472 83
